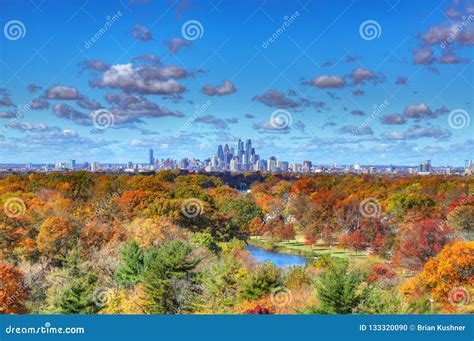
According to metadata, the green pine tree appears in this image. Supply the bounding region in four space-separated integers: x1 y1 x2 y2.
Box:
57 271 101 314
142 240 200 314
49 250 102 314
115 241 146 287
313 260 368 314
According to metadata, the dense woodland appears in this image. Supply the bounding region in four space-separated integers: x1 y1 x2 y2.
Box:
0 171 472 314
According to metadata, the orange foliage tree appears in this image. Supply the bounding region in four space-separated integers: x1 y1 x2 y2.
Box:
402 241 473 305
0 263 29 314
37 216 75 255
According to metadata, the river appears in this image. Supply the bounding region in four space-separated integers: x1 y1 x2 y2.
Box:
245 245 308 267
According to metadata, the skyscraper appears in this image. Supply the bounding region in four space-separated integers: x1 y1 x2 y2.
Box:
217 145 224 162
242 153 248 171
245 139 252 164
237 139 244 163
149 149 154 166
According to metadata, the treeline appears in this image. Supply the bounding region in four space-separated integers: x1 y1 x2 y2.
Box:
0 171 472 314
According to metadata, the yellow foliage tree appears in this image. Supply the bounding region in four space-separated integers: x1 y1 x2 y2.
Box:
400 241 474 312
126 217 187 248
37 217 75 254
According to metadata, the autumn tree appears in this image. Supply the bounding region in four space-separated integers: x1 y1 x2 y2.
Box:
321 226 337 248
402 241 473 305
248 217 264 236
367 264 397 288
126 217 186 248
304 230 317 248
37 216 75 256
387 193 436 218
116 190 159 220
280 224 296 242
347 230 367 252
446 198 474 239
0 263 29 314
370 233 386 255
80 219 123 251
394 219 449 270
334 198 363 234
218 197 263 237
244 305 272 314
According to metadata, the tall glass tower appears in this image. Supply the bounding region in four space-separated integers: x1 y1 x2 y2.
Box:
149 149 154 165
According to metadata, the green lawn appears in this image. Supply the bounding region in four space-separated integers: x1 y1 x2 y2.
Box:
248 235 370 260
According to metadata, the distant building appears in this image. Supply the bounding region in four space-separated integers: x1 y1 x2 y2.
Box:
465 160 473 175
267 157 277 172
277 160 289 172
302 160 312 172
419 160 432 174
149 149 154 166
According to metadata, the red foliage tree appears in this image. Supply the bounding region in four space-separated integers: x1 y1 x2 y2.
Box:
370 233 386 255
290 178 317 195
280 224 296 242
367 264 396 283
394 219 449 270
244 305 272 314
116 190 158 219
304 230 317 246
348 230 367 251
321 226 336 247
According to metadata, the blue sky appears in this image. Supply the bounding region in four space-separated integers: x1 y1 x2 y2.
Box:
0 0 473 166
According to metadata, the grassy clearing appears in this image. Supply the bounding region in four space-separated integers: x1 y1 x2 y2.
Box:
248 235 370 260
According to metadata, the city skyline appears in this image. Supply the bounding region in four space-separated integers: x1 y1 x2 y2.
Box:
2 137 473 175
0 1 473 166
